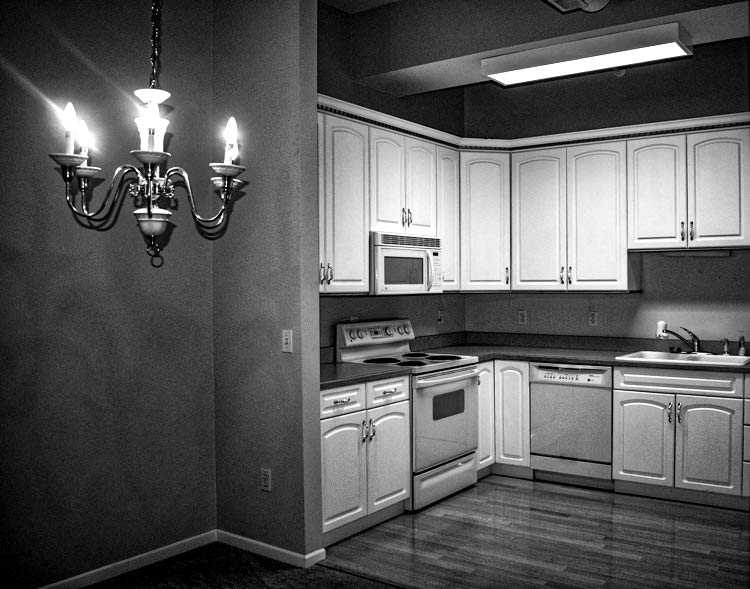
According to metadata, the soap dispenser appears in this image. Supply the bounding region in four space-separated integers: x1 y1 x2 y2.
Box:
739 335 746 357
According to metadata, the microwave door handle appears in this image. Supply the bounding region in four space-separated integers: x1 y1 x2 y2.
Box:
426 253 433 290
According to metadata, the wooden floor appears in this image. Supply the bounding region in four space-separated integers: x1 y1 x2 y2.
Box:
321 475 750 588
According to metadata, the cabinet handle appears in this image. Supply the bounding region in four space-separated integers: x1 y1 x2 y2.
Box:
332 397 351 405
560 267 565 284
361 420 368 443
667 401 672 423
688 221 694 241
408 208 413 226
368 418 376 441
680 221 685 241
401 207 407 226
505 267 509 284
326 263 333 285
319 262 326 285
567 266 572 284
381 388 398 396
677 402 682 424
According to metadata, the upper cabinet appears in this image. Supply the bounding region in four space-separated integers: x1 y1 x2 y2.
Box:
628 128 750 249
437 146 460 290
319 114 370 293
512 142 635 291
369 128 438 237
460 151 511 291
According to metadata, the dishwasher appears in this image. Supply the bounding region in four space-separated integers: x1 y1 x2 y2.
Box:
529 363 613 480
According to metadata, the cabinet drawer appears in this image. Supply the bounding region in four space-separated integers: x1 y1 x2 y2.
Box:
366 376 410 408
321 383 366 418
745 399 750 425
744 425 750 461
614 367 743 398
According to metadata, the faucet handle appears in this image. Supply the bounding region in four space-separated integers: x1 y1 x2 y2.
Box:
679 326 700 351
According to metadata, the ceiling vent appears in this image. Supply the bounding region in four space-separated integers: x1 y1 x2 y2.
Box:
544 0 609 13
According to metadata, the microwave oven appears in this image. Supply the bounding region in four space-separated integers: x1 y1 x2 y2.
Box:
370 232 442 295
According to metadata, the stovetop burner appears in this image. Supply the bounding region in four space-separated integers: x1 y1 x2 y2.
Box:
363 357 401 364
397 360 427 366
402 352 429 358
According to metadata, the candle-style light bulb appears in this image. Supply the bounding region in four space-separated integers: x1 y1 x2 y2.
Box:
77 120 90 158
62 102 77 154
223 116 239 164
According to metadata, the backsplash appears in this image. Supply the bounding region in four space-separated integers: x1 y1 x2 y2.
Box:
320 250 750 361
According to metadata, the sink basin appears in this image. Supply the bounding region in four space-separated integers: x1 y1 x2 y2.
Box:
616 350 750 367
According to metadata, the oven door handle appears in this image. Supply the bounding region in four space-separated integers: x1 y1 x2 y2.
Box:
415 367 478 387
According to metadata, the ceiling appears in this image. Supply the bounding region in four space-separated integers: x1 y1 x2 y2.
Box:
321 0 749 96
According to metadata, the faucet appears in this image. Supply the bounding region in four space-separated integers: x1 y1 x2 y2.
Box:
656 321 701 353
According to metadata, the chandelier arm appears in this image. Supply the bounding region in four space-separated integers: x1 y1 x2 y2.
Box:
164 166 229 227
67 165 142 221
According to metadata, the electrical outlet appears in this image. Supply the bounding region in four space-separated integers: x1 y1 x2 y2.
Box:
588 311 599 327
281 329 293 353
518 310 528 325
261 468 272 492
438 309 445 324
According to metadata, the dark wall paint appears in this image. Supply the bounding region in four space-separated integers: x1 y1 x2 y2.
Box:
318 1 465 136
464 39 749 139
0 1 216 586
212 1 321 556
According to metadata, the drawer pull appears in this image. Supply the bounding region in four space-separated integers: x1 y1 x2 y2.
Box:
381 388 398 396
332 397 351 405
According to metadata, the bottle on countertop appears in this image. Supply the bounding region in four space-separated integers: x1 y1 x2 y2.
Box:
722 339 729 355
739 335 746 356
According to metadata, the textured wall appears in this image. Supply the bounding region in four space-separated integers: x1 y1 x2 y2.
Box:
212 0 322 556
0 1 217 586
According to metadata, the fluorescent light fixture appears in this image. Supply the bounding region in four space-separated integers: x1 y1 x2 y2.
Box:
482 23 692 86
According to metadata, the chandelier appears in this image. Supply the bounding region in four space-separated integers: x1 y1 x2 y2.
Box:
48 0 245 266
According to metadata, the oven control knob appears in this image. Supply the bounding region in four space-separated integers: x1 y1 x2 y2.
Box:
403 324 410 334
397 326 403 335
348 329 356 340
385 326 393 336
357 329 364 339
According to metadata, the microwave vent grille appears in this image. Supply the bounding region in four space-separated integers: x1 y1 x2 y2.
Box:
379 234 440 248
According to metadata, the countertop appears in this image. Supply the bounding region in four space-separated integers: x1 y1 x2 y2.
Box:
321 345 750 389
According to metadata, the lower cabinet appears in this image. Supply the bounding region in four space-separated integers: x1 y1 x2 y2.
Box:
320 382 410 534
476 361 495 470
494 360 530 467
613 390 743 496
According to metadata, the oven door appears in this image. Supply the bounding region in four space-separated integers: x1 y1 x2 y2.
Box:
371 245 437 295
412 366 479 473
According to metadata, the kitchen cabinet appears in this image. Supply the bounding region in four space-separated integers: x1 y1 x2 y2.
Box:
437 146 460 290
494 360 530 467
320 376 410 533
370 128 437 237
477 361 495 470
319 114 370 293
628 128 750 249
511 142 635 291
460 151 511 291
613 367 744 496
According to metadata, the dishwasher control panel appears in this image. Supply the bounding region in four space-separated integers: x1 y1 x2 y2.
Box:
530 363 612 387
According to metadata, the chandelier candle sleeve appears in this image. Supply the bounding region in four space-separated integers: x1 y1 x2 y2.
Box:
77 120 90 159
62 102 77 154
224 117 239 164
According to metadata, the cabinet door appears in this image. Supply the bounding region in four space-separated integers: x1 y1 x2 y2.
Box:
321 115 370 293
675 395 743 495
687 129 750 248
494 361 529 466
511 148 566 291
318 113 326 290
405 137 437 236
370 128 406 234
460 152 511 291
627 136 687 249
567 141 628 291
437 146 460 290
321 410 367 533
477 361 495 470
612 391 674 487
366 401 411 513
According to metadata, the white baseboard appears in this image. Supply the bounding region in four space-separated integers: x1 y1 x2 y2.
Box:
39 530 218 589
216 529 326 568
39 528 326 588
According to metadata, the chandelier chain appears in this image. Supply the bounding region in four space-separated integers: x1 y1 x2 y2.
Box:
149 0 162 89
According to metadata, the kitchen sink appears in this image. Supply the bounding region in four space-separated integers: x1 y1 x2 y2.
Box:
616 350 750 367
